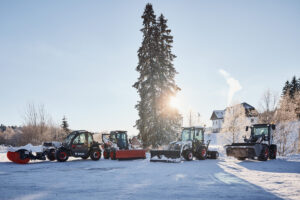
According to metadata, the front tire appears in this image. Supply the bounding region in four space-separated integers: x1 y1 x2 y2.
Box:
47 149 56 161
56 149 69 162
90 149 101 161
103 150 110 159
269 145 277 159
258 146 269 161
185 150 193 161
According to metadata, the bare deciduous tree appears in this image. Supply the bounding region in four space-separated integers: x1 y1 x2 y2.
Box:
221 103 250 144
258 89 278 124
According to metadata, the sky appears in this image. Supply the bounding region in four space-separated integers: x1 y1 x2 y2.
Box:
0 0 299 136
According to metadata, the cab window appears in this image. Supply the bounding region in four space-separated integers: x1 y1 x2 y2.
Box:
73 133 86 144
88 134 93 145
195 129 203 141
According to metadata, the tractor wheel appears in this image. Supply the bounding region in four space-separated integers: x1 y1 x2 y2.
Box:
81 154 89 160
56 149 69 162
258 146 269 161
90 149 101 161
103 151 110 159
269 145 277 160
47 149 56 161
184 150 193 161
197 148 207 160
111 150 117 160
237 157 246 160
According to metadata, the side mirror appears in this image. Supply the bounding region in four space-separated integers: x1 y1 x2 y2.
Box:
272 124 276 130
245 126 249 131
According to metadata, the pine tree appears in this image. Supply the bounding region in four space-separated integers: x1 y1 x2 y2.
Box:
61 116 70 134
290 76 298 98
282 80 290 96
133 4 181 147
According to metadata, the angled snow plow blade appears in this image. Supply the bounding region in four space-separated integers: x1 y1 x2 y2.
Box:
226 143 261 159
111 150 146 160
150 150 182 163
7 149 30 164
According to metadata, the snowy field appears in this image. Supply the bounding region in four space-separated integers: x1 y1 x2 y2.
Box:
0 152 300 200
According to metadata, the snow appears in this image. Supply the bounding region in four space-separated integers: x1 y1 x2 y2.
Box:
0 150 299 200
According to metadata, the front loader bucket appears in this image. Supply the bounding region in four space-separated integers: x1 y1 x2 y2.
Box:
150 150 182 163
226 143 260 159
7 151 30 164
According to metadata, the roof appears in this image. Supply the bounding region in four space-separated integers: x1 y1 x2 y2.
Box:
210 110 225 120
241 102 255 110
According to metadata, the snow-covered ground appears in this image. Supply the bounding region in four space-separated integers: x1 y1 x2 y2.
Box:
0 151 299 200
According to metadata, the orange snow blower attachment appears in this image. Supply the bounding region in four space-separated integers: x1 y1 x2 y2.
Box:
103 131 146 160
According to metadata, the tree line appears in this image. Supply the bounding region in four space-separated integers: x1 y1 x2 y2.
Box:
0 104 70 146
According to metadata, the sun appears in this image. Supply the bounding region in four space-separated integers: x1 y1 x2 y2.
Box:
169 96 180 109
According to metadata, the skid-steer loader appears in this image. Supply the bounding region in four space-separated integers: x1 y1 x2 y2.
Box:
150 126 219 162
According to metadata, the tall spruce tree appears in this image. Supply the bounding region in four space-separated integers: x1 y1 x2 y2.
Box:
290 76 298 98
282 80 290 96
133 4 181 147
61 116 70 134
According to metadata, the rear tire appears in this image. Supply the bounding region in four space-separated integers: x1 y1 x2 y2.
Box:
90 149 101 161
258 146 269 161
47 149 56 161
269 145 277 160
56 149 69 162
197 148 207 160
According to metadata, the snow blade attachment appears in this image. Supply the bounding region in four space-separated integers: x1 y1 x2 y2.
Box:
7 149 30 164
112 150 146 160
150 150 181 163
226 143 258 159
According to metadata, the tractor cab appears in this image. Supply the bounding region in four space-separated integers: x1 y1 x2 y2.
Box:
246 124 276 144
110 131 129 150
181 127 204 142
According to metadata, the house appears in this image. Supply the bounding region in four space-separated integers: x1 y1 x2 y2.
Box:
210 102 258 133
210 110 225 133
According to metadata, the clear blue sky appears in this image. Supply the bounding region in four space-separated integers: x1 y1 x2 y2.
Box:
0 0 299 135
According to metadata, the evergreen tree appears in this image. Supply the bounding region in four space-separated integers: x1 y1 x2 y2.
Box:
133 4 181 147
282 80 290 96
61 116 70 134
290 76 298 98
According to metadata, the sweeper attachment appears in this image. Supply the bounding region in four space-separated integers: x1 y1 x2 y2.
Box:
226 124 277 161
7 130 101 164
102 130 146 160
6 142 60 164
150 126 219 162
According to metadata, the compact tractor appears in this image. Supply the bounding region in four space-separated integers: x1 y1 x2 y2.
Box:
226 124 277 161
7 130 102 164
102 130 146 160
150 126 219 162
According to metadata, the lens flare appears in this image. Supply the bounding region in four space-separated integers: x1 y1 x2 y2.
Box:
169 96 180 109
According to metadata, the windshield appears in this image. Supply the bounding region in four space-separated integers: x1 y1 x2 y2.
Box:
181 129 193 141
115 132 127 149
64 132 76 145
252 127 268 137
